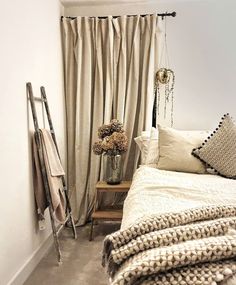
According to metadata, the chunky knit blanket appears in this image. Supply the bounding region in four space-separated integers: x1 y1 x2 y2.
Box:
102 205 236 285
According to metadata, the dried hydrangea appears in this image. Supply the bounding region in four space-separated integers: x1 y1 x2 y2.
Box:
92 141 103 155
101 137 115 152
110 119 124 133
93 119 128 156
110 132 128 154
98 124 112 139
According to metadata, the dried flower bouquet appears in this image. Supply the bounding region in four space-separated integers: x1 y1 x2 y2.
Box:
93 120 128 156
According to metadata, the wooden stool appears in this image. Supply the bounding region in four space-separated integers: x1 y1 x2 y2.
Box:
89 181 131 241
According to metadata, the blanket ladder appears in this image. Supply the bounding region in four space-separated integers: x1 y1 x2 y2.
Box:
27 82 77 264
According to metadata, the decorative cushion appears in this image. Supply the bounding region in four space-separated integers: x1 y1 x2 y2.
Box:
134 131 151 164
192 114 236 178
157 125 208 174
145 127 159 167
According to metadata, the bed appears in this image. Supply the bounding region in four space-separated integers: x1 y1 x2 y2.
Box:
122 166 236 229
103 114 236 284
102 166 236 285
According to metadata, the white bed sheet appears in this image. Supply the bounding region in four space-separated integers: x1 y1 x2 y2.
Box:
122 166 236 229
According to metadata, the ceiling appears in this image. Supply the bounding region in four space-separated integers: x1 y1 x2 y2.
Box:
61 0 158 7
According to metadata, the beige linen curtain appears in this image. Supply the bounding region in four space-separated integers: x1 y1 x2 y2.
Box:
62 15 162 225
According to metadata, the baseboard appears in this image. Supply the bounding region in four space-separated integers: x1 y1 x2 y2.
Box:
7 233 53 285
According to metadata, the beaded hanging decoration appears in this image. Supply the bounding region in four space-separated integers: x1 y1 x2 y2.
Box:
154 15 175 126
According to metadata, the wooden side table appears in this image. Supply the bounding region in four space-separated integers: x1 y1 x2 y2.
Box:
89 181 132 241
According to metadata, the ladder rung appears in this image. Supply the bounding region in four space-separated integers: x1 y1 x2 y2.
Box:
56 214 71 235
33 96 46 102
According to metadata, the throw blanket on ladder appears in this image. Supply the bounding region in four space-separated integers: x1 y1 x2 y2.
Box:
32 129 66 226
102 205 236 285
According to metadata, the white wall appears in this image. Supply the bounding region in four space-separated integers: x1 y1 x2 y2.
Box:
0 1 65 284
157 0 236 130
63 0 236 130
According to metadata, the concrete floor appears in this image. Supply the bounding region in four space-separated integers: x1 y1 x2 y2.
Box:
24 223 120 285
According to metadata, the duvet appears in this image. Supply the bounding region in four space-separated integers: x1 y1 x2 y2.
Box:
102 166 236 285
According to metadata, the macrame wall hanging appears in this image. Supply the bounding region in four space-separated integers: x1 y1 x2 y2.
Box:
154 15 175 127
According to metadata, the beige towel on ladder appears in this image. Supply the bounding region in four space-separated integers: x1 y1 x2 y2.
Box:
32 129 66 227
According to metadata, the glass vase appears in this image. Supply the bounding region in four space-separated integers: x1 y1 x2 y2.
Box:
103 154 123 185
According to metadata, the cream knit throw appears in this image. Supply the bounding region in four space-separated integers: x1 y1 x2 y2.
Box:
102 205 236 285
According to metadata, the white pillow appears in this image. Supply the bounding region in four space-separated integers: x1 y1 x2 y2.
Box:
145 127 159 167
157 125 208 174
134 131 151 164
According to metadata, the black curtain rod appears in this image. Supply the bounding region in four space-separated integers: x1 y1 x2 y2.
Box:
61 12 176 21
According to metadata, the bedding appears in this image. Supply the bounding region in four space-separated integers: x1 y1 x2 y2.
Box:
134 131 151 164
157 125 208 174
145 127 159 167
102 166 236 285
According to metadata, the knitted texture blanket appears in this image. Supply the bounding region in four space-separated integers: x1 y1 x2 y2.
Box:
102 205 236 285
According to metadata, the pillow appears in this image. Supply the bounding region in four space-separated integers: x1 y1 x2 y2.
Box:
157 125 208 174
145 127 159 167
192 114 236 178
134 131 151 164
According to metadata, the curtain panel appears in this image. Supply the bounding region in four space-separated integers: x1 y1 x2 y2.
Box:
62 15 162 225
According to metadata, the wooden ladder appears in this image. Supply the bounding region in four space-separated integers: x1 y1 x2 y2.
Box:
27 82 77 263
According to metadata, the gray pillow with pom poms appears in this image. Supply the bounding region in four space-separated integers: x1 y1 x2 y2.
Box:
192 114 236 179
